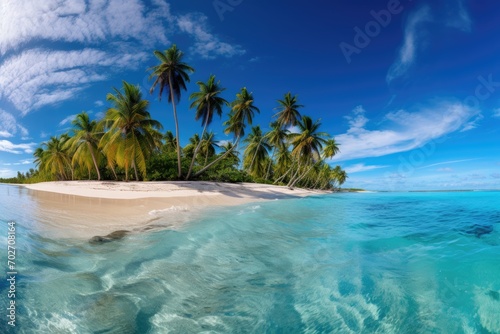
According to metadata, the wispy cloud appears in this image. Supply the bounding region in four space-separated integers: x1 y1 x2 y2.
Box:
59 114 78 126
445 0 471 32
344 163 388 174
0 48 148 115
437 167 453 172
493 108 500 118
331 101 479 162
0 140 36 154
460 114 483 132
387 2 473 84
386 6 432 83
177 13 245 59
3 159 32 166
0 0 245 114
0 109 28 138
0 0 171 55
419 158 480 169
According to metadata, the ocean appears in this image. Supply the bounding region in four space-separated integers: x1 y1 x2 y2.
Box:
1 184 499 333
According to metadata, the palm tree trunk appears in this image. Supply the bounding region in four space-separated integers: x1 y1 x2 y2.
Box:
108 163 118 180
133 161 139 181
290 163 316 189
273 168 290 184
186 105 210 180
249 137 264 174
169 73 183 179
87 142 101 180
193 136 240 178
287 160 303 188
265 148 276 180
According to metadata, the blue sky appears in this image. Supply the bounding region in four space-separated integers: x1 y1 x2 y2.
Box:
0 0 499 190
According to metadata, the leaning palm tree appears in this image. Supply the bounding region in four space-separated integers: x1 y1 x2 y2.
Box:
287 116 329 188
101 81 162 181
149 44 194 178
192 87 259 177
220 142 240 164
274 92 303 128
185 75 228 180
66 111 102 180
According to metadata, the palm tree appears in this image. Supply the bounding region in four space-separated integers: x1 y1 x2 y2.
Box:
287 116 329 188
274 92 303 128
101 81 162 181
186 75 228 179
163 130 177 153
192 87 259 177
200 132 219 165
333 166 348 190
264 121 290 179
42 135 72 180
66 111 102 180
220 142 240 164
149 44 194 178
243 126 271 178
183 133 201 158
322 138 341 160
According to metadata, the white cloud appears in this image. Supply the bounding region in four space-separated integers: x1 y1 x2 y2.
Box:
331 101 479 162
287 126 301 134
95 100 104 107
438 167 453 172
177 13 245 59
493 108 500 118
0 140 37 154
0 0 172 55
386 6 432 83
420 159 479 169
0 109 29 138
345 105 368 132
344 163 388 174
0 48 148 115
0 169 17 178
0 0 245 114
3 159 32 166
460 114 483 132
59 114 78 126
445 0 471 32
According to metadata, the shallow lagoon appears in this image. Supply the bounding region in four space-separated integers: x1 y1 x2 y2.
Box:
1 185 499 333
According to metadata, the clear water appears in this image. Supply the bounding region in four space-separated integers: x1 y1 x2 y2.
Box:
1 185 500 333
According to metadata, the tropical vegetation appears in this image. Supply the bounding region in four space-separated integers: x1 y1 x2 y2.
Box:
4 45 348 190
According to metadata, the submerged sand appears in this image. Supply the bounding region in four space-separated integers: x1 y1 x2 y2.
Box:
23 181 327 239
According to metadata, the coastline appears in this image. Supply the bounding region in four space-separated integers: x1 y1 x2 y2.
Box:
19 181 328 239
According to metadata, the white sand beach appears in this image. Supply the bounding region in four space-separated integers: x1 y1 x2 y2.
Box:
23 181 327 239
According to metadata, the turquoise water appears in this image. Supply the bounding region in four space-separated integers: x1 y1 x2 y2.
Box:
1 185 500 333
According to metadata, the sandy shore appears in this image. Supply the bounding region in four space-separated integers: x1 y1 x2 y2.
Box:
23 181 327 239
